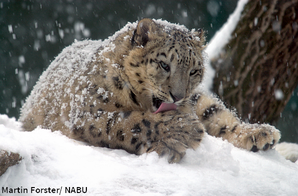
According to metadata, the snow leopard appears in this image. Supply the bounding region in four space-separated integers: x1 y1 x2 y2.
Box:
19 18 280 163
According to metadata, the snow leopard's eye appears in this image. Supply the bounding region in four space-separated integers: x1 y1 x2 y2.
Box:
190 66 203 76
190 69 198 76
159 61 170 72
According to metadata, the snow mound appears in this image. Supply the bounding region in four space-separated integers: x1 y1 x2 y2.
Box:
0 114 298 196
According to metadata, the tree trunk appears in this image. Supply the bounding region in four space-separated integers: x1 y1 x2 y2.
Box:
211 0 298 124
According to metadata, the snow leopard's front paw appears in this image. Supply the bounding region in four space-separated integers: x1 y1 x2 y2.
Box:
147 141 186 163
238 123 280 152
147 112 205 163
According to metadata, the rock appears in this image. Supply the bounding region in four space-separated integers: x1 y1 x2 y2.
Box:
0 150 22 176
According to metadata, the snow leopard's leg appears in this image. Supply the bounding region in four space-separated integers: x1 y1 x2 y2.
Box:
195 93 280 152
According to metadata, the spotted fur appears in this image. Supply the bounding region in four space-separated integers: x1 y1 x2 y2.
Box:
20 19 280 163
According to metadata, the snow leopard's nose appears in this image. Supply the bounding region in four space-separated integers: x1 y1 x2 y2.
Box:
170 91 183 102
169 70 187 102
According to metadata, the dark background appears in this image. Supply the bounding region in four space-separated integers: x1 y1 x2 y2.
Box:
1 0 297 143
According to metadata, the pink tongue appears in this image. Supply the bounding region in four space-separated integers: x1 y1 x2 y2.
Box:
154 102 177 114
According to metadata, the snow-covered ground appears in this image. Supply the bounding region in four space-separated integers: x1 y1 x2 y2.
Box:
0 114 298 196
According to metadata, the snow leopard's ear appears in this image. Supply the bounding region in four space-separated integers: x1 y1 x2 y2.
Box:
132 18 158 47
192 28 206 48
